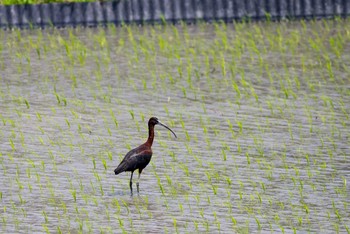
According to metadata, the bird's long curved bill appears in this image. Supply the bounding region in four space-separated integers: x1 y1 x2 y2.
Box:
159 122 177 138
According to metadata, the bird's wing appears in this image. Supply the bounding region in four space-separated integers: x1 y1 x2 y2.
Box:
114 144 152 174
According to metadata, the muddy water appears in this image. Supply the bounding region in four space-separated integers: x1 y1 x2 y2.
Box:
0 22 349 233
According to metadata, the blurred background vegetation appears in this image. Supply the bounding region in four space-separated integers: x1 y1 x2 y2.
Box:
0 0 96 5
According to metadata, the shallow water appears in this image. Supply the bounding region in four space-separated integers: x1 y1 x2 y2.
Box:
0 21 349 233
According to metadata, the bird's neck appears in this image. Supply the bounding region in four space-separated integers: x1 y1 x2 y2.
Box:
146 124 154 146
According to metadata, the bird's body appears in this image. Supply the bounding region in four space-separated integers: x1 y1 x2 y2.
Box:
114 117 176 195
114 144 152 175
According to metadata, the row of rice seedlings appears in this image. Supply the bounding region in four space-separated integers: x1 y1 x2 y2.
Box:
39 16 350 232
170 18 344 230
1 56 104 232
2 28 113 233
1 18 349 232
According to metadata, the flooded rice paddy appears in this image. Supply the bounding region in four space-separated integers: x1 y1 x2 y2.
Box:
0 20 349 233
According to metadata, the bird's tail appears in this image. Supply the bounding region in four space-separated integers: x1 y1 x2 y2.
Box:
114 164 125 175
114 168 121 175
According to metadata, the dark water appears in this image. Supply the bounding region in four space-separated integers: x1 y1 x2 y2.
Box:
0 21 349 233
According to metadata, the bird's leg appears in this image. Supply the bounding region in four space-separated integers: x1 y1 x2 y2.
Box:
136 172 141 194
129 171 134 196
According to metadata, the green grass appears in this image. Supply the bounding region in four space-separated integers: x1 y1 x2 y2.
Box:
0 19 349 233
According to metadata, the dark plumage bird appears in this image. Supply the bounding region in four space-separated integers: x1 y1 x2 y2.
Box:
114 117 177 195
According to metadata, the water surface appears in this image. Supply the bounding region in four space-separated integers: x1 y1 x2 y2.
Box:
0 21 349 233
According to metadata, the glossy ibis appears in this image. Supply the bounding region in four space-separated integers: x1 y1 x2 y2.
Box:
114 117 177 195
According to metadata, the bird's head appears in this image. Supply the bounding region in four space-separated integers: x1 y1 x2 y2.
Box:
149 117 177 138
148 117 159 126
